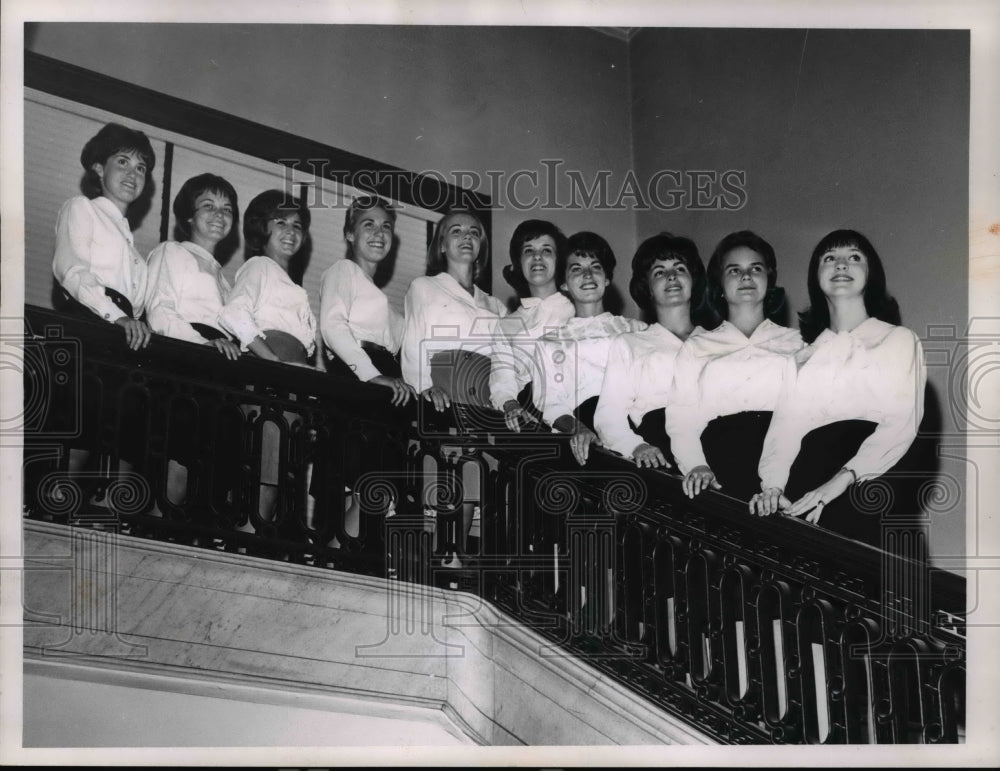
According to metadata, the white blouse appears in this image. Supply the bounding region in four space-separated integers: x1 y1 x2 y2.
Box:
758 317 926 490
534 312 647 426
52 195 147 322
145 241 232 344
593 323 694 457
319 259 404 381
665 319 804 474
489 292 575 409
217 256 317 355
400 272 510 394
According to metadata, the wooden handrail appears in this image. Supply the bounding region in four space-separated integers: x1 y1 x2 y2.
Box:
20 303 965 744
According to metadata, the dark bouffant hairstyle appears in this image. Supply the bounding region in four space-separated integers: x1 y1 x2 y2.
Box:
503 219 568 296
629 232 708 322
798 229 901 343
172 173 239 246
426 208 490 283
242 189 311 258
80 122 156 199
705 230 786 326
557 231 616 286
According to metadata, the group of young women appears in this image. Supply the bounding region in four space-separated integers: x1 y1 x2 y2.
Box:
53 122 926 547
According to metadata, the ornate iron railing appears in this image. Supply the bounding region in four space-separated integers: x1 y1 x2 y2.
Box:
20 304 965 744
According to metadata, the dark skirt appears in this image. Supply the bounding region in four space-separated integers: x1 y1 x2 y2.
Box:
516 382 547 431
326 341 402 380
430 349 493 408
164 324 231 465
55 285 144 463
574 395 600 433
164 398 201 467
701 411 773 501
630 406 674 463
784 419 881 546
190 322 230 342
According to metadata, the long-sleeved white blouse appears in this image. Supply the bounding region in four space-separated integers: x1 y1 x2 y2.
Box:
758 317 926 490
664 319 804 474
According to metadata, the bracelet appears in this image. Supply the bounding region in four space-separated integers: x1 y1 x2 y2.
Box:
841 467 858 484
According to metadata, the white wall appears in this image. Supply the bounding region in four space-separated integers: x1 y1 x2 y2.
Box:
24 662 471 747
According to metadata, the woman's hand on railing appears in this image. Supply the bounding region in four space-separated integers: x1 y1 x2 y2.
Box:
247 336 281 362
632 442 670 469
207 338 242 361
682 465 721 498
749 486 790 517
783 469 854 523
114 317 152 350
569 427 600 466
370 375 416 407
502 399 538 432
421 386 451 412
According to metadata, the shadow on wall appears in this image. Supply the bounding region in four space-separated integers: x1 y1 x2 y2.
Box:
603 284 625 316
892 382 949 535
286 240 312 288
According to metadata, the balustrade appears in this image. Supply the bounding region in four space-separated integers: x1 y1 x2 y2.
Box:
20 304 965 744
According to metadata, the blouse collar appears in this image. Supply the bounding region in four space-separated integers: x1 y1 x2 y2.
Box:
181 241 220 266
649 322 689 344
93 196 134 243
93 195 128 220
689 319 801 357
814 316 895 346
436 270 486 304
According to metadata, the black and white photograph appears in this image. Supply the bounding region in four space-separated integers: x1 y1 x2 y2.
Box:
1 0 998 765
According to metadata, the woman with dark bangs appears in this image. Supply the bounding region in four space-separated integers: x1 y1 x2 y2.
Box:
218 190 318 527
145 173 241 358
665 230 803 501
320 195 414 406
53 122 156 350
751 230 925 547
51 122 157 494
145 173 242 510
594 233 706 469
490 219 575 431
218 189 317 365
535 231 646 466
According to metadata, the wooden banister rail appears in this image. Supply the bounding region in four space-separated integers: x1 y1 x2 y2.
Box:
20 304 965 744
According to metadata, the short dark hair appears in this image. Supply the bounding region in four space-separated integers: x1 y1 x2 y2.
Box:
798 229 901 343
629 232 708 317
558 231 616 286
172 173 239 244
343 195 397 261
705 230 785 325
426 208 489 283
503 219 568 295
80 122 156 199
242 189 311 258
